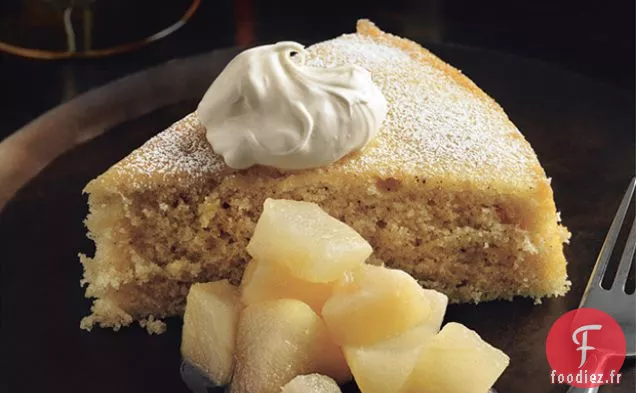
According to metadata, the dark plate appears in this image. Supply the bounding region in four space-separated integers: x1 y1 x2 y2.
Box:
0 44 634 393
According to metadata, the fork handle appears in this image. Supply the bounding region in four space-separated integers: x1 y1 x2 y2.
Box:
566 387 598 393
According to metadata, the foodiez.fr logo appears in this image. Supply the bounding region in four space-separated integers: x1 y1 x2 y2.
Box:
546 308 626 388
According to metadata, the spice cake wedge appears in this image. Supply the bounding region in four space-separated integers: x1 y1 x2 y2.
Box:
80 20 570 333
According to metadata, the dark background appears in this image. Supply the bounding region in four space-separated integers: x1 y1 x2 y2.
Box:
0 0 634 141
0 2 635 393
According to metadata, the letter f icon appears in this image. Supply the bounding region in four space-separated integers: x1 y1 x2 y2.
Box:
572 324 603 368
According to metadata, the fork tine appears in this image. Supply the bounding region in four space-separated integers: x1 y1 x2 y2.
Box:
587 177 636 289
612 217 636 290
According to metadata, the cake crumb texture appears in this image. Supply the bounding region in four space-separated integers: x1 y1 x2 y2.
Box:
80 20 569 332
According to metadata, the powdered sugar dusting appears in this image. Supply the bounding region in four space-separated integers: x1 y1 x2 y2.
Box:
106 23 541 189
114 113 225 180
304 32 539 183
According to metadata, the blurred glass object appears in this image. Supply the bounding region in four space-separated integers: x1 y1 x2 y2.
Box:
0 0 200 59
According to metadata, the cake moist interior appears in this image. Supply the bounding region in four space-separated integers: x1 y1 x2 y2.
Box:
81 170 568 333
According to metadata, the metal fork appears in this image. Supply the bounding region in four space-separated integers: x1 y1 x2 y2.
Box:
567 177 636 393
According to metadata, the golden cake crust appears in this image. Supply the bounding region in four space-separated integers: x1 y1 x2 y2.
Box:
87 20 547 200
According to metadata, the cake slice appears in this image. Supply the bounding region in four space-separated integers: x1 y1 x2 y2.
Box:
79 20 570 332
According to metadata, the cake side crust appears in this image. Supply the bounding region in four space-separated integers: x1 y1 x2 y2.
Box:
80 164 569 331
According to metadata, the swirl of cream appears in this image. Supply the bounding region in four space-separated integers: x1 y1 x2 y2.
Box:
196 42 387 170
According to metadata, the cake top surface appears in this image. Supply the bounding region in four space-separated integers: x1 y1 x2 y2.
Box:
91 20 545 193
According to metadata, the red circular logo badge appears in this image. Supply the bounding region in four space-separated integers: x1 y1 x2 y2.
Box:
546 308 626 388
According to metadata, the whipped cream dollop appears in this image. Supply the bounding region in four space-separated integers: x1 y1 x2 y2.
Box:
196 42 387 170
